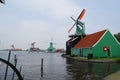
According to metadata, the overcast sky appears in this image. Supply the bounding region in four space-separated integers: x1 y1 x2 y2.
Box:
0 0 120 50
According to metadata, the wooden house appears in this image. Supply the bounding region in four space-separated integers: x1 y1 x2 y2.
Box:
71 29 120 58
66 9 120 58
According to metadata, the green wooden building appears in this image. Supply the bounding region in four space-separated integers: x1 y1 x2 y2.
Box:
72 29 120 58
66 9 120 58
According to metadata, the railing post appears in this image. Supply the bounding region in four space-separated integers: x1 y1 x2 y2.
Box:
4 50 11 80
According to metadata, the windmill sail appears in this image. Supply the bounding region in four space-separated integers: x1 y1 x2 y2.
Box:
68 9 86 33
0 0 5 4
68 23 76 33
78 9 86 20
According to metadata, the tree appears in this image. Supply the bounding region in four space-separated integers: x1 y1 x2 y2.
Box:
114 32 120 43
0 0 5 4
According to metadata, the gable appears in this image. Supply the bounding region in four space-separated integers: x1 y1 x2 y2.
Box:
73 29 107 48
92 30 120 57
93 30 120 47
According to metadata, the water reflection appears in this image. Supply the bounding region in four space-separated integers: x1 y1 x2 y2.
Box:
65 58 120 80
0 51 120 80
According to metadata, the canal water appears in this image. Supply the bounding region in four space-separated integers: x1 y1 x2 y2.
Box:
0 51 120 80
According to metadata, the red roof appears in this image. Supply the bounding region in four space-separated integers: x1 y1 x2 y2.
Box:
74 30 107 48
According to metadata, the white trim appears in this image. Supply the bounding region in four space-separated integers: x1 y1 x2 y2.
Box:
111 32 120 46
93 29 108 47
93 29 120 47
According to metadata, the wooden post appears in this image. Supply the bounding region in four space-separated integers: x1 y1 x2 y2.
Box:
17 66 22 80
23 75 24 80
12 54 17 80
41 58 43 78
19 66 22 73
4 50 11 80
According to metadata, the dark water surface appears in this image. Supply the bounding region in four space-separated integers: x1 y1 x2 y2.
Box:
0 51 120 80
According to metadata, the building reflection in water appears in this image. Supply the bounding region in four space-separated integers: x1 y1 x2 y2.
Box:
65 58 120 80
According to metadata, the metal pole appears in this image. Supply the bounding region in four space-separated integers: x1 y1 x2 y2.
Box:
12 54 17 80
4 50 11 80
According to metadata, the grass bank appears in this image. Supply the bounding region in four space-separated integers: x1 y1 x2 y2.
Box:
62 54 120 63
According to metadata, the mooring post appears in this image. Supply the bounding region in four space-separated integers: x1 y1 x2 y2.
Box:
19 65 22 73
23 75 24 80
17 66 22 80
41 58 43 78
12 54 17 80
4 50 11 80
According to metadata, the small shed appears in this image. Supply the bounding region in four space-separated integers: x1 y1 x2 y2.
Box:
71 29 120 58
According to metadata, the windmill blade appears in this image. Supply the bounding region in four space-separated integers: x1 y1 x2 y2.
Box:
68 23 76 33
78 9 86 20
53 43 57 45
11 44 15 49
31 42 36 44
68 9 86 33
67 17 76 33
0 0 5 4
70 17 76 22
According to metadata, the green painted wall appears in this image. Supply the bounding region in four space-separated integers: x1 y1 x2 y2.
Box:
72 30 120 58
71 48 92 57
92 31 120 58
82 48 92 57
71 48 80 56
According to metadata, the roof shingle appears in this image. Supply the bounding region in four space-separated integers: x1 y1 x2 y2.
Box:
73 30 107 48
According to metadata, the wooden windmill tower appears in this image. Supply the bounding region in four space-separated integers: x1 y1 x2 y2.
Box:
66 9 86 55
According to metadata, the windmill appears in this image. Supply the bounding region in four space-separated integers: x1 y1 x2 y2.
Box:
11 44 15 49
66 9 86 55
68 9 86 36
31 42 36 48
10 44 22 51
29 42 40 52
47 38 56 53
